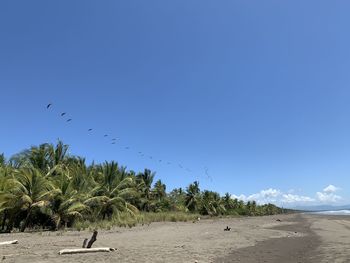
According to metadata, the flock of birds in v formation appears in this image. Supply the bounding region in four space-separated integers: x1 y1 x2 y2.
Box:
46 103 213 182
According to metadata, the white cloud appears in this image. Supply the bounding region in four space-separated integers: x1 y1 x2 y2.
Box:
232 188 282 205
316 192 342 203
323 185 340 193
315 184 342 203
282 194 315 203
232 184 342 206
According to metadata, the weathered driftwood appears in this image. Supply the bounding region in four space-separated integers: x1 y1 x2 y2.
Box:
60 230 116 255
87 230 98 248
0 240 18 246
59 248 115 255
82 238 88 248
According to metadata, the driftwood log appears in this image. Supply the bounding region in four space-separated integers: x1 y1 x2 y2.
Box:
0 240 18 246
87 230 98 248
59 231 116 255
82 231 98 248
59 248 115 255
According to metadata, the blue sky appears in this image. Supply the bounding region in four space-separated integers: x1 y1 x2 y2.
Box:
1 1 349 206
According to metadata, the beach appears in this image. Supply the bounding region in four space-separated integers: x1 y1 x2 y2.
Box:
0 214 348 263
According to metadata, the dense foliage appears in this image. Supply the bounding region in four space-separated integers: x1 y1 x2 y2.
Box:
0 141 285 232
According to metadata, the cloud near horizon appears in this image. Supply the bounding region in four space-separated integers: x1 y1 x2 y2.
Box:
232 184 342 206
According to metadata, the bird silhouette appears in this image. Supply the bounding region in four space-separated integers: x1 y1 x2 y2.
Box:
111 142 116 145
112 138 117 141
61 112 66 116
104 134 108 137
125 147 130 150
46 103 52 109
88 129 93 131
66 119 72 122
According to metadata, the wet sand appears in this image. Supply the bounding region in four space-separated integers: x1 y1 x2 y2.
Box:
0 214 348 262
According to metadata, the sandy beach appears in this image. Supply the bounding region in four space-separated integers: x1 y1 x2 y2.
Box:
0 214 348 263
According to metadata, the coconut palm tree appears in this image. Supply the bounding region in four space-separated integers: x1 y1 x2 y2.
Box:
200 190 226 216
84 161 138 220
136 169 155 211
185 181 200 212
0 168 54 232
49 171 88 229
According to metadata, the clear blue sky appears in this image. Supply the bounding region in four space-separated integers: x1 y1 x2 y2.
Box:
1 1 349 206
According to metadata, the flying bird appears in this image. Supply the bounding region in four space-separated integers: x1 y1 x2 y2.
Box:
112 138 117 141
104 134 108 137
205 167 213 182
88 129 93 131
159 160 162 162
111 142 116 145
46 103 52 109
61 112 66 116
66 119 72 122
125 147 130 150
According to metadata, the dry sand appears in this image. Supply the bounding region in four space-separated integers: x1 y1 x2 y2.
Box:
0 214 348 262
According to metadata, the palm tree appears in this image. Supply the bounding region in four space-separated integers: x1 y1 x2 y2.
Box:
0 168 54 232
49 171 88 229
84 161 138 220
136 169 155 211
9 141 69 176
153 180 166 201
200 190 226 216
185 181 200 212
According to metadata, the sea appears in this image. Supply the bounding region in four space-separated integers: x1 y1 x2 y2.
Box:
310 210 350 216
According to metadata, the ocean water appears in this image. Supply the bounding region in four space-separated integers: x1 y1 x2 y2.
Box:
311 210 350 216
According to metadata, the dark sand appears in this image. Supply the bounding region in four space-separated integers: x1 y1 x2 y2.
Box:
0 214 349 262
215 214 322 263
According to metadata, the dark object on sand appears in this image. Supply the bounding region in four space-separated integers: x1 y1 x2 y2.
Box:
87 231 98 248
82 238 88 248
224 226 231 231
276 219 282 222
82 231 98 248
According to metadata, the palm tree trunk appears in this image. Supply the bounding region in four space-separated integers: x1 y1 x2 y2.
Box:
1 211 7 231
20 208 32 232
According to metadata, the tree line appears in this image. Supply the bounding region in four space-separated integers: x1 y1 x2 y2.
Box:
0 141 286 232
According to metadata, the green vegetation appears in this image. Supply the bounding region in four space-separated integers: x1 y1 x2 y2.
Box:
0 141 286 232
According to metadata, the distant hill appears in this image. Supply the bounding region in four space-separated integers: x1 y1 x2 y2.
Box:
291 204 350 212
